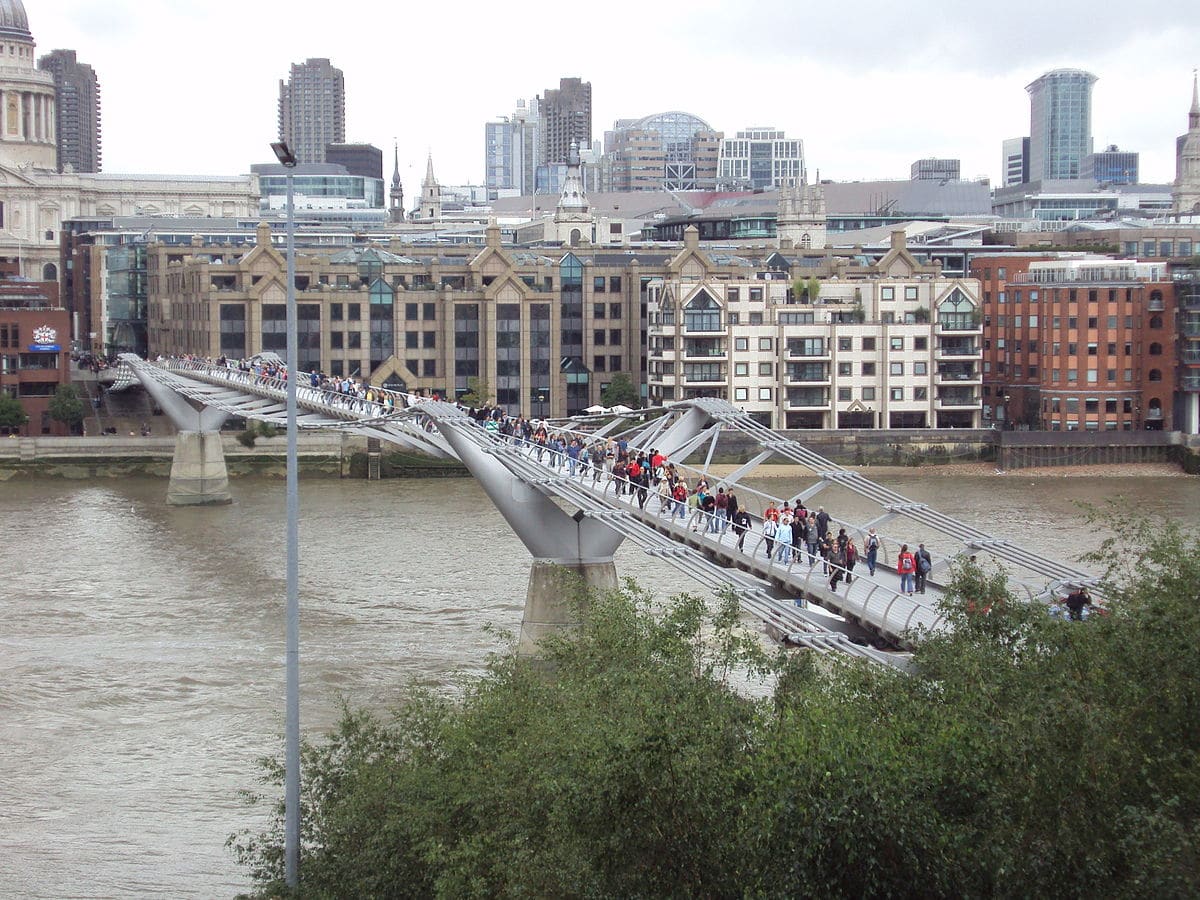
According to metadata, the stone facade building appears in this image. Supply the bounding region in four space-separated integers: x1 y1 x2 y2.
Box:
646 230 983 429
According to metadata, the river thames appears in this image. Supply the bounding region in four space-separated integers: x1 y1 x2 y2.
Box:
1 470 1197 897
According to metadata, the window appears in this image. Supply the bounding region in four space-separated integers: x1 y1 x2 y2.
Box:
330 303 343 321
862 337 876 351
914 387 927 401
905 286 918 300
594 303 607 319
890 336 904 351
405 303 419 320
348 304 361 320
405 332 419 349
593 276 606 292
758 337 773 351
881 287 894 300
1087 343 1098 356
727 312 739 325
330 332 343 349
749 287 763 302
838 387 851 401
423 331 436 348
734 337 749 351
594 330 606 346
862 387 876 401
914 362 927 375
890 387 904 400
758 387 772 401
838 362 852 376
838 337 852 351
423 303 436 320
734 387 749 401
1149 342 1163 355
1086 370 1098 383
1029 315 1038 327
726 288 739 303
749 312 763 325
735 362 749 376
610 302 622 319
890 362 904 375
862 362 876 376
609 277 622 293
759 362 773 376
914 336 927 351
1087 317 1098 329
683 291 721 331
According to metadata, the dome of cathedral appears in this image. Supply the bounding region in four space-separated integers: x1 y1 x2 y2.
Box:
0 0 30 40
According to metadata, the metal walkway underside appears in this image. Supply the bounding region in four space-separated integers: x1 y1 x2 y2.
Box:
119 356 1100 669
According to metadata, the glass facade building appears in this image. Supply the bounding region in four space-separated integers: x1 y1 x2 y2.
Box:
1027 69 1096 181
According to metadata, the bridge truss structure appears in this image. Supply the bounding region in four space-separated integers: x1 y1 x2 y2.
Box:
119 355 1101 669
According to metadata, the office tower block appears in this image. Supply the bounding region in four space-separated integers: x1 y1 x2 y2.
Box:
38 49 100 173
486 98 540 196
1026 69 1096 181
1002 137 1030 186
540 77 591 166
278 58 345 165
1083 145 1138 185
325 143 382 180
910 158 960 181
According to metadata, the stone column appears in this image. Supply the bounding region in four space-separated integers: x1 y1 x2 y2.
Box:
521 558 618 656
166 430 232 506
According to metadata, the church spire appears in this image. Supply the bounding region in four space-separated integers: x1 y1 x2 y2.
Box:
420 152 442 222
389 141 405 224
1191 69 1199 130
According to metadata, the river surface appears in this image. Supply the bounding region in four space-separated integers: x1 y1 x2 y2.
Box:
1 471 1197 898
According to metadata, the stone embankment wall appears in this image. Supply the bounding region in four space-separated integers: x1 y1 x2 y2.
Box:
682 429 998 468
994 431 1192 471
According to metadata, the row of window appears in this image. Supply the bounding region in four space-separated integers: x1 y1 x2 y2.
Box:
730 386 930 403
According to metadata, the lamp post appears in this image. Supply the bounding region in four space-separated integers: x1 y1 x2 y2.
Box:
270 140 301 890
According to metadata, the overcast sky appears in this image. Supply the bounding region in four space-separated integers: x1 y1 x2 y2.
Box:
27 0 1200 189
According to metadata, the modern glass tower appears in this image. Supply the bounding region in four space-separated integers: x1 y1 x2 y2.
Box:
1026 69 1096 181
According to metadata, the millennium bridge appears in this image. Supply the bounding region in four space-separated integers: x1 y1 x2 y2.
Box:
116 354 1100 670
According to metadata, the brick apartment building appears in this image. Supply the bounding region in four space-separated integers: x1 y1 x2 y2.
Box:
0 276 72 435
971 255 1175 431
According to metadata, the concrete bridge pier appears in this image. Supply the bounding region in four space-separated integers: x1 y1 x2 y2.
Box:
167 430 233 506
434 418 624 656
125 362 233 505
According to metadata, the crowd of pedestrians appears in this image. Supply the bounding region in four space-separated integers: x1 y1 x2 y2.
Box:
173 353 945 603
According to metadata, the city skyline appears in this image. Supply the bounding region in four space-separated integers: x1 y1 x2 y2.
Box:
25 0 1200 188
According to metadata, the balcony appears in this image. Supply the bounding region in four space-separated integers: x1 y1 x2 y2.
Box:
936 364 980 383
683 364 726 384
1183 317 1200 338
937 339 978 357
787 346 830 360
1181 348 1200 366
1183 373 1200 391
1148 297 1166 312
786 363 830 384
936 389 980 407
786 389 829 408
683 340 726 359
936 319 982 334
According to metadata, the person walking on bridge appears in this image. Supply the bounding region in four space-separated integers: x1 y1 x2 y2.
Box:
828 539 847 592
865 528 880 576
897 544 917 596
915 543 933 594
732 507 751 552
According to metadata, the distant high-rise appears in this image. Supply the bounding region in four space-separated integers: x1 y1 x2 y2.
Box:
1002 137 1030 186
717 127 805 190
605 112 721 191
910 158 959 181
540 77 591 166
38 49 100 173
325 142 382 180
278 58 345 165
1026 68 1096 181
486 98 540 196
1083 145 1138 185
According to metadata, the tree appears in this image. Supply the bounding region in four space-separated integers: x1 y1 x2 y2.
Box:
457 376 492 408
0 392 27 431
600 372 639 409
805 276 821 303
231 523 1200 899
47 384 84 432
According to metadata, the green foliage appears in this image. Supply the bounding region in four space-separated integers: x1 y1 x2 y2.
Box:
0 391 27 429
458 377 492 408
236 420 280 448
47 384 84 428
232 526 1200 898
806 275 821 302
600 372 639 409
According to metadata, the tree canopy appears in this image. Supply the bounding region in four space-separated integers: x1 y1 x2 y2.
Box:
48 384 84 430
600 372 639 409
231 516 1200 899
0 392 27 430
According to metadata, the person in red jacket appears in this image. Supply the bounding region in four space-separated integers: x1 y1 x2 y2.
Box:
896 544 916 596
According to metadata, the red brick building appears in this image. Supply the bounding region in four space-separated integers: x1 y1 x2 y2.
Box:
0 277 73 436
971 256 1175 431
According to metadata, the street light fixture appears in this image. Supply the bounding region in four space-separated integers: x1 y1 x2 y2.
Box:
271 139 301 890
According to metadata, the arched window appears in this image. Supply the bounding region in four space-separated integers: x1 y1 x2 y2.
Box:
1150 290 1163 303
800 233 811 249
1149 315 1163 329
1149 369 1162 382
684 290 721 332
42 263 57 281
569 228 582 246
1149 342 1162 355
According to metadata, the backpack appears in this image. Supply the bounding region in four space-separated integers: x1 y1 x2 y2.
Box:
867 534 879 551
918 554 931 574
898 553 915 574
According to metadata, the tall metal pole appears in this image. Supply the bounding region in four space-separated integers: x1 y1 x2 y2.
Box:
282 163 301 889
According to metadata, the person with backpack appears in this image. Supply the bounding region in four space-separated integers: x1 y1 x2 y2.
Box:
915 543 933 594
732 508 752 552
865 528 880 576
897 544 917 596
